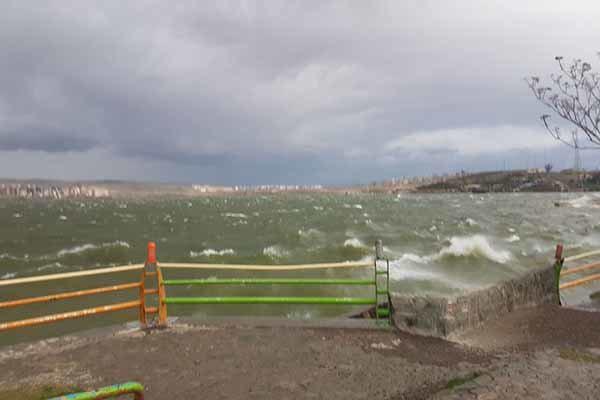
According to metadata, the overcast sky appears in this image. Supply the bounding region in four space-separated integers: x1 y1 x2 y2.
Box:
1 1 599 185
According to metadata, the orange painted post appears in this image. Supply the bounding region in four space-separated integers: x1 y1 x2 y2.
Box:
140 241 164 328
147 241 157 264
139 242 157 328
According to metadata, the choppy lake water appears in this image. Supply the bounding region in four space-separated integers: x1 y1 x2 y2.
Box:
1 192 599 344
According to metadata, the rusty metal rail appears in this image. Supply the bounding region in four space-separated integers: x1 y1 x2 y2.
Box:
557 245 600 290
0 282 141 309
0 257 155 332
0 300 141 332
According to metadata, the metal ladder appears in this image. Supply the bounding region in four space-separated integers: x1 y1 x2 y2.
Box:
374 241 391 326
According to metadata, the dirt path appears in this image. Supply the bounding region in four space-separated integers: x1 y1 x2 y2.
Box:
1 305 599 399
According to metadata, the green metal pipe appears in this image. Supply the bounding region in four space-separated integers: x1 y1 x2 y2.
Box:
163 278 375 286
164 296 376 305
48 382 144 400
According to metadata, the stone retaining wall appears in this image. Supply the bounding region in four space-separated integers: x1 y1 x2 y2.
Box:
391 264 558 338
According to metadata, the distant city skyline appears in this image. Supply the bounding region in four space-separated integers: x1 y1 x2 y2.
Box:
1 1 599 185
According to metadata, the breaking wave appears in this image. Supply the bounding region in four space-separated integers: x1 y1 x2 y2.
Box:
436 235 511 264
190 248 235 257
388 235 512 279
57 241 131 257
1 272 16 280
343 238 365 248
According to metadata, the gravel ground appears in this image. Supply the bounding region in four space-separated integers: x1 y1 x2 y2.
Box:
0 305 599 399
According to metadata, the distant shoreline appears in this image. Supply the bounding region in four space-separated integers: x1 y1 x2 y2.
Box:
1 168 599 199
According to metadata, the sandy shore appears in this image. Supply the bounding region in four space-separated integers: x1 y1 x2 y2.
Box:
0 305 599 399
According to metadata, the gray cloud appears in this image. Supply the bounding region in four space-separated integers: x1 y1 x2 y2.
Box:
0 1 599 183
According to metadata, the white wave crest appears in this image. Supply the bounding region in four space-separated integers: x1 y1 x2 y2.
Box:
465 218 478 226
506 234 520 243
57 241 130 257
298 228 322 239
190 249 235 257
436 235 511 264
0 253 20 260
37 262 65 272
343 238 365 248
1 272 16 280
263 245 289 259
223 212 248 219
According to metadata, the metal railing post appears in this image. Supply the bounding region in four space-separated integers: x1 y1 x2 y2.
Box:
139 242 160 329
554 243 564 305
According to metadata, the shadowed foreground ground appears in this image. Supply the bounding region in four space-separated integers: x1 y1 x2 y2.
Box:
0 305 599 399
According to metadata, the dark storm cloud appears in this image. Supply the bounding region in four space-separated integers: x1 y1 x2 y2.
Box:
0 127 97 152
0 1 599 183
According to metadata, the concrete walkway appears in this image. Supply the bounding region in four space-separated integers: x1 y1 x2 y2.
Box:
1 305 599 399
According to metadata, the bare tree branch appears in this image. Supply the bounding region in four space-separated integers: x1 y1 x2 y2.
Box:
526 54 600 149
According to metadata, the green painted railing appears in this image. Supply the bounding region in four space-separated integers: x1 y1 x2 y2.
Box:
164 296 377 305
158 240 392 325
163 278 375 286
48 382 144 400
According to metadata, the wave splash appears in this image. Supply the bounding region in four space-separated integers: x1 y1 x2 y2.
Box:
263 245 289 259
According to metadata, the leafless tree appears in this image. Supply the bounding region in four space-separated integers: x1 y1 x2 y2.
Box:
526 54 600 149
544 163 553 173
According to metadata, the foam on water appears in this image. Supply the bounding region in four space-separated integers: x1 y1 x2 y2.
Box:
189 249 235 257
1 272 16 279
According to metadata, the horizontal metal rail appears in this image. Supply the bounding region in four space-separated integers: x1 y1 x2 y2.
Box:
564 249 600 263
0 300 141 332
164 296 376 305
561 261 600 276
0 282 141 309
0 264 144 287
47 381 144 400
560 273 600 290
163 278 375 286
159 261 370 271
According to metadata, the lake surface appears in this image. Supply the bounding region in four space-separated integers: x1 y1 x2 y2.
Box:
1 192 599 345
